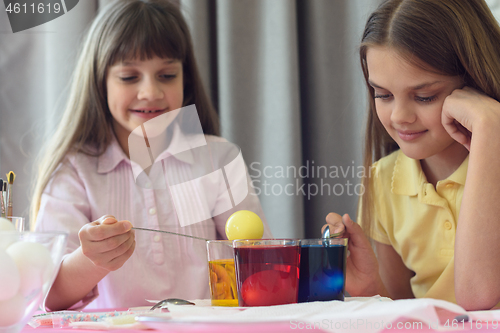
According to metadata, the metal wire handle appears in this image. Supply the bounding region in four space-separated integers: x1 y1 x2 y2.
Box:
132 227 210 241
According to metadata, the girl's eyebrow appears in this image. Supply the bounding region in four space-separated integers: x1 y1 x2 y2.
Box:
368 80 443 90
367 80 383 89
410 81 443 90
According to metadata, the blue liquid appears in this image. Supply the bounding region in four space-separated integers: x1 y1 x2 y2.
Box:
298 244 346 302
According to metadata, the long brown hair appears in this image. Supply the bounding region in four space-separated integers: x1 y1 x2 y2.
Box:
31 0 219 226
358 0 500 237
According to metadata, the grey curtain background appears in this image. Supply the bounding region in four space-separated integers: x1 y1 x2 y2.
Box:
3 0 497 237
181 0 380 238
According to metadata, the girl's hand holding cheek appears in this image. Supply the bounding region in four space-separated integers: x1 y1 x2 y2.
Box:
323 213 388 297
442 86 500 150
78 215 136 272
442 88 500 309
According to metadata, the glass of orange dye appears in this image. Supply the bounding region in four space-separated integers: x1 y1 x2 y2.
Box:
206 240 238 306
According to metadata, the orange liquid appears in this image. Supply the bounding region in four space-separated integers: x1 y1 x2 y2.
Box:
208 259 238 306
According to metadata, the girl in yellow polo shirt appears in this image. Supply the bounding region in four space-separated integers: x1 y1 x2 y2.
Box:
325 0 500 311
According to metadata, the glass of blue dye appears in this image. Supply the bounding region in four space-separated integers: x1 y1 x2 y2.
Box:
298 238 348 302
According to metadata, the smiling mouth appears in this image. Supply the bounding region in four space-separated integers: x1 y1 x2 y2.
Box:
398 130 427 135
132 109 164 113
397 130 427 141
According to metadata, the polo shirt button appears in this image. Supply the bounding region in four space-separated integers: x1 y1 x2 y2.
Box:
446 183 454 188
154 234 161 242
444 221 452 230
149 207 157 215
145 182 152 189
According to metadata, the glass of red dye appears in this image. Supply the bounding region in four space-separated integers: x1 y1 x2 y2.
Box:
233 239 300 307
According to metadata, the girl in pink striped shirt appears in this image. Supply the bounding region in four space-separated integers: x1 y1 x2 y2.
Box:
32 0 271 310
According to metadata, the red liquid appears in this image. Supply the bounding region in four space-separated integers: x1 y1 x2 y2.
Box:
234 245 300 306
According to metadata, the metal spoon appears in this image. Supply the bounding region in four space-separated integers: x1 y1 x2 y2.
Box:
149 298 195 310
322 225 343 239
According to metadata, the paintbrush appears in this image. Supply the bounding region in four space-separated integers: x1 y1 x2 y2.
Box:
0 179 4 218
3 182 6 212
6 171 15 218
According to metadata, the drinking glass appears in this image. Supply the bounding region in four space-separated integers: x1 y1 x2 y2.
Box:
298 238 347 302
207 240 238 306
0 232 67 333
233 239 300 307
7 217 28 232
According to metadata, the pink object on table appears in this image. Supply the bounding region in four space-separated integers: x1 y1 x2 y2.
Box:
25 308 327 333
22 322 326 333
22 306 500 333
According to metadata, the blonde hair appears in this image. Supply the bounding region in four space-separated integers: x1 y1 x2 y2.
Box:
358 0 500 237
31 0 219 226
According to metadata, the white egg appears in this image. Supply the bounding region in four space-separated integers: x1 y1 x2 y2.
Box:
0 292 26 327
0 218 16 231
0 248 21 301
6 242 53 297
0 218 18 250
